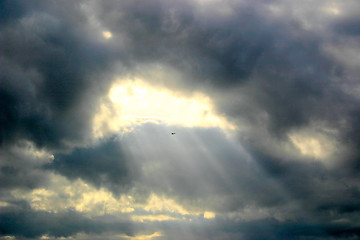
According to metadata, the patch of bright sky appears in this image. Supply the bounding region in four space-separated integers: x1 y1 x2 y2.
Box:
93 79 236 138
324 5 340 15
102 31 112 39
122 232 163 240
203 211 216 219
131 214 178 222
0 202 10 207
266 1 342 31
38 232 163 240
287 123 339 165
144 193 195 215
79 2 114 41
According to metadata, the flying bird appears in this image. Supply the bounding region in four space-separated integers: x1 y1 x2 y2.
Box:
171 132 175 135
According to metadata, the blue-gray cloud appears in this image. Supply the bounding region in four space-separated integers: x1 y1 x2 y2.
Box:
2 0 360 239
49 138 138 194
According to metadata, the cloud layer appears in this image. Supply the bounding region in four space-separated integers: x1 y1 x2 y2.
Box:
2 0 360 239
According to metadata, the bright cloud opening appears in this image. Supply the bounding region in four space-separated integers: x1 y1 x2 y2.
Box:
121 231 163 240
288 125 338 162
93 79 236 138
324 6 341 15
204 211 216 219
102 31 112 39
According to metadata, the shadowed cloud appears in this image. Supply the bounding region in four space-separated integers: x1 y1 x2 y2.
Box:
2 0 360 239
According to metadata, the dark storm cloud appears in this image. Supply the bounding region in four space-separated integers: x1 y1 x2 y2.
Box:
2 0 360 239
144 217 360 240
49 138 138 194
247 145 360 214
333 14 360 36
0 202 134 239
85 0 360 223
1 0 356 149
0 0 34 24
215 218 360 240
0 142 50 191
90 0 353 135
0 0 116 149
92 0 280 86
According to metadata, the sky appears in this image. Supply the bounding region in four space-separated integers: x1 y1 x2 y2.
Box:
1 0 360 239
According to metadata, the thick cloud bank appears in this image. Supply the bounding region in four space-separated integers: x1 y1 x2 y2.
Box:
2 0 360 239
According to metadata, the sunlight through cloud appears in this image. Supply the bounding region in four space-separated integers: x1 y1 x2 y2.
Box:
10 174 210 222
288 124 339 164
203 211 216 219
323 5 341 15
131 215 177 222
11 174 135 216
122 231 163 240
93 79 236 138
102 31 112 39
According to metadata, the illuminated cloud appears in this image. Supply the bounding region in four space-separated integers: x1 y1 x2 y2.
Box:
289 132 335 160
93 79 236 138
203 211 216 219
324 6 341 15
9 173 210 221
143 194 196 215
56 232 163 240
10 174 135 216
122 232 163 240
102 31 112 39
131 215 177 222
287 123 340 163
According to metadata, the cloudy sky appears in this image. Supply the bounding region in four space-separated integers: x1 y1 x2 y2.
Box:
1 0 360 239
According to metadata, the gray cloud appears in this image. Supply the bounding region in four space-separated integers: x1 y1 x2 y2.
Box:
333 12 360 36
0 142 50 191
139 217 360 240
2 0 360 239
92 0 282 86
0 202 134 239
89 0 358 138
49 138 138 194
0 0 117 149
